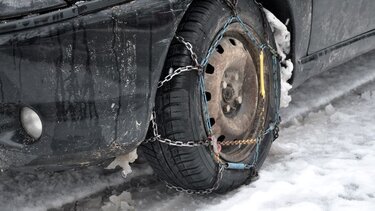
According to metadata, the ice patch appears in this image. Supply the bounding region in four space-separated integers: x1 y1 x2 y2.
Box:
263 8 294 108
106 149 138 177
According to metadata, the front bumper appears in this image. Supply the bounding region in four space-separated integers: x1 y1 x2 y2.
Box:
0 0 190 170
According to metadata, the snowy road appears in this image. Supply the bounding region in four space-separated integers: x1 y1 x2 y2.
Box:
200 83 375 211
1 50 375 211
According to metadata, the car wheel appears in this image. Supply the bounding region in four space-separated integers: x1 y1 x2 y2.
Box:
141 0 280 193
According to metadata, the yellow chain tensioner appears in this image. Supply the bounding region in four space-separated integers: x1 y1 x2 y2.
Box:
259 49 266 99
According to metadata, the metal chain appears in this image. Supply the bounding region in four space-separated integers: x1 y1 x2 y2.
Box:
156 36 203 89
145 1 282 194
145 111 210 147
163 164 226 195
201 16 235 68
157 65 201 88
175 36 200 67
220 138 257 146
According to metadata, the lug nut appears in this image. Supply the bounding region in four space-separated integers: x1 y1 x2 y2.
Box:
225 105 231 112
222 81 227 89
236 96 243 104
235 73 239 81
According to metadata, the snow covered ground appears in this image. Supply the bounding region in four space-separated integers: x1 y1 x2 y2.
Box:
1 50 375 210
200 83 375 211
128 74 375 211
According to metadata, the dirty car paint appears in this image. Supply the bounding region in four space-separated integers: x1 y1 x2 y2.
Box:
0 0 192 170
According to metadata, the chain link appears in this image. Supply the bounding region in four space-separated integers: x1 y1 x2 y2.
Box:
144 111 210 147
175 36 200 67
164 164 226 195
219 138 257 146
157 65 201 88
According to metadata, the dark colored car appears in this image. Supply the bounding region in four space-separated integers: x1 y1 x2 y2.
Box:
1 0 374 193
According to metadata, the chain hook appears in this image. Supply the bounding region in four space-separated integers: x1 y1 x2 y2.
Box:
209 135 222 154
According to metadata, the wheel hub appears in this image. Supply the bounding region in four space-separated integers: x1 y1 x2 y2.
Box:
221 67 244 114
222 85 234 103
204 33 260 163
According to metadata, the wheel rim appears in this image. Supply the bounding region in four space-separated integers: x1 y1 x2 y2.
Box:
205 27 261 163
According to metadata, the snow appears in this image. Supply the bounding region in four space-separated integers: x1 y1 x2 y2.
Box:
126 79 375 211
263 9 291 60
279 60 294 107
106 149 138 178
203 87 375 210
0 164 153 211
281 50 375 124
102 191 135 211
263 8 294 108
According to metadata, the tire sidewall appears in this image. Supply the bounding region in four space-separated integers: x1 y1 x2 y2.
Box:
154 0 279 192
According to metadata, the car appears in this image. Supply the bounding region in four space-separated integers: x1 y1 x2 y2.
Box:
0 0 374 194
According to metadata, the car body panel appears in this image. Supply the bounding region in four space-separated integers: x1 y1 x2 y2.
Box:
270 0 375 87
295 0 375 86
281 0 313 87
0 0 192 170
309 0 375 54
0 0 67 20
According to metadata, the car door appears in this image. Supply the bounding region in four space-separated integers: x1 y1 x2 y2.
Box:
308 0 375 54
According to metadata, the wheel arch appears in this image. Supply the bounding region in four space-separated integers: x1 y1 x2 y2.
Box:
258 0 295 84
259 0 314 87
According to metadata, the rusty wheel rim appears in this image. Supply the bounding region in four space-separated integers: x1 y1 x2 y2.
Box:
205 28 260 163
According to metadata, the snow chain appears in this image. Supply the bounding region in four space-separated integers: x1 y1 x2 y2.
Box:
144 0 281 195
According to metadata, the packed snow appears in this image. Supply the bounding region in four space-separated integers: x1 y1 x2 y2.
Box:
106 149 138 178
264 8 294 108
0 164 152 211
281 50 375 124
101 191 135 211
125 81 375 211
201 84 375 211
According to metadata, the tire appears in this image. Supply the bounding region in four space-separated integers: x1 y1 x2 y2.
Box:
141 0 279 193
